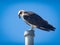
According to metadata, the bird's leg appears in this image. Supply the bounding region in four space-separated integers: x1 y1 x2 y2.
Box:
29 25 34 30
31 26 34 30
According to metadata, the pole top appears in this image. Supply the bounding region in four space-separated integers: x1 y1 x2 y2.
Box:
24 30 35 37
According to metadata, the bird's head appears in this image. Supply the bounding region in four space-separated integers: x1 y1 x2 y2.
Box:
18 10 25 18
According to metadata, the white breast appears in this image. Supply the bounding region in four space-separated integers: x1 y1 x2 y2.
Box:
21 14 36 28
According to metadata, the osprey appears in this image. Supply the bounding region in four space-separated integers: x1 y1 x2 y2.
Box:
18 10 55 31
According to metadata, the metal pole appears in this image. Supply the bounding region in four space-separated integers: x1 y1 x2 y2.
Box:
24 30 35 45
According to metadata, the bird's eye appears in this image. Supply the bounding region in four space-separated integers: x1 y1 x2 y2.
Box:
20 12 22 14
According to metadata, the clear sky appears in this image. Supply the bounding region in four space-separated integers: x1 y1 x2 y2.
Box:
0 0 60 45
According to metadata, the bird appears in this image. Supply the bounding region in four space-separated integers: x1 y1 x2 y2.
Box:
18 10 56 31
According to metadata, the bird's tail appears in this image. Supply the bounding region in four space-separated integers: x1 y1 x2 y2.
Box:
37 24 56 31
46 24 55 31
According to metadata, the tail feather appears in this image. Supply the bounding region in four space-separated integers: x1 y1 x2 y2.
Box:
46 24 55 31
37 24 56 31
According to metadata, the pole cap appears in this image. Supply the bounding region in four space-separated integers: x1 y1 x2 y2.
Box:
24 30 35 37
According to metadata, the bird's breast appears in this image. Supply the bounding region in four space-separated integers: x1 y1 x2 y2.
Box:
21 15 36 28
21 15 28 24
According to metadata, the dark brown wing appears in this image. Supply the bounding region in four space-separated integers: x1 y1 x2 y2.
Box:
24 11 48 26
24 11 55 31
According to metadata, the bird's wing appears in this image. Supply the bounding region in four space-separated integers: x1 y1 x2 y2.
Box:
23 11 55 31
23 11 48 26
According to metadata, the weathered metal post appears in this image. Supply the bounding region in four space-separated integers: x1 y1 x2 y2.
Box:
24 30 35 45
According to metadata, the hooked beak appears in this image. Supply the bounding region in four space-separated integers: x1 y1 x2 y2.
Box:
18 14 21 19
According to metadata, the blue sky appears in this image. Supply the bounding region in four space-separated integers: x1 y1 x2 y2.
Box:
0 0 60 45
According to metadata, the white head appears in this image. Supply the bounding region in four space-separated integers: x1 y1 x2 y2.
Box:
18 10 25 18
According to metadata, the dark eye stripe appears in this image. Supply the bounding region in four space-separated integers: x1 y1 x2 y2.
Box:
20 11 22 14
